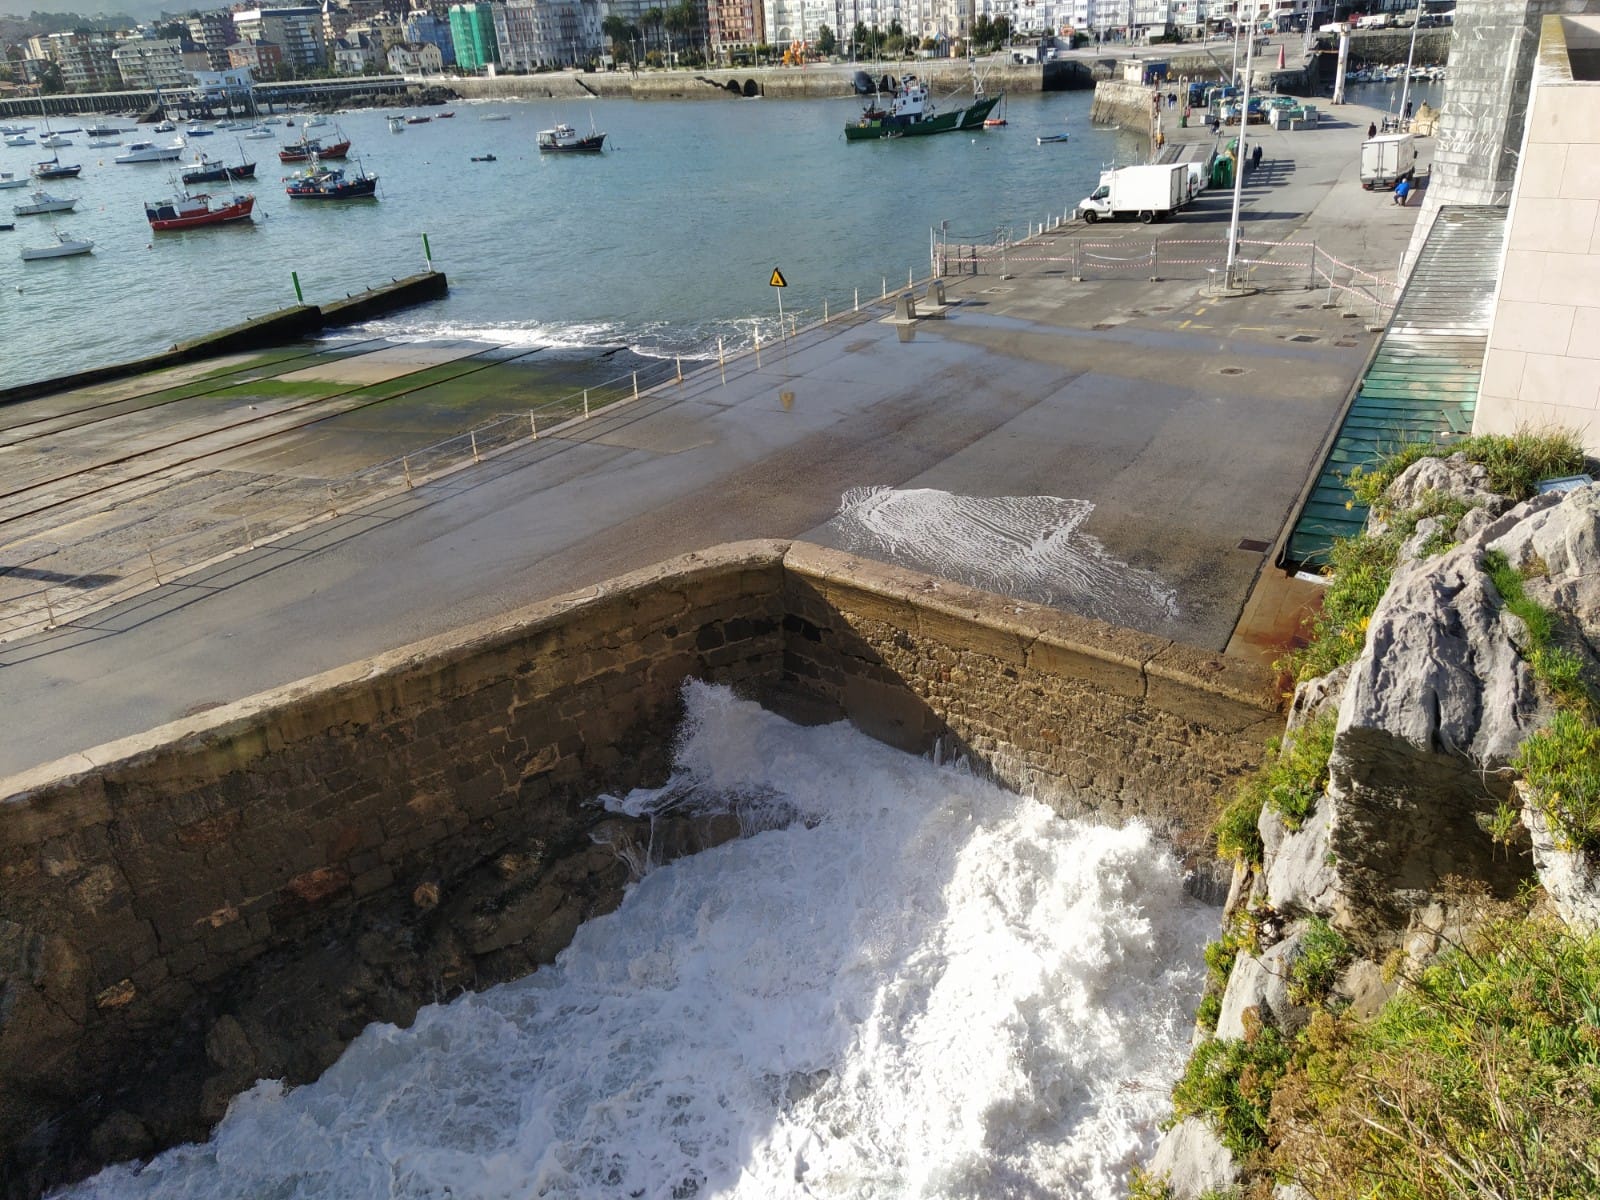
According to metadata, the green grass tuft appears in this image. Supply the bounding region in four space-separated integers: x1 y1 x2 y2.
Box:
1287 917 1351 1006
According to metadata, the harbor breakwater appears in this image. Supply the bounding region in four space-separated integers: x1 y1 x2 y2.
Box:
0 271 448 409
0 539 1278 1199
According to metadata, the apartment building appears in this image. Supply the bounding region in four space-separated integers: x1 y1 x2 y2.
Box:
492 0 604 68
449 2 501 69
188 11 238 70
233 7 327 69
38 31 121 92
112 37 189 89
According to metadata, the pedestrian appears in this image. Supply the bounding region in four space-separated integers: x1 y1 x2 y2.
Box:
1393 177 1411 205
1367 121 1377 138
1403 99 1413 120
1251 143 1263 170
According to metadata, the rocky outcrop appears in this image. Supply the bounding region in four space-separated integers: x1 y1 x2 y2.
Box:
1147 1116 1238 1199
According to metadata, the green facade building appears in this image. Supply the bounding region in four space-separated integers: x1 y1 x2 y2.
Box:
449 3 500 71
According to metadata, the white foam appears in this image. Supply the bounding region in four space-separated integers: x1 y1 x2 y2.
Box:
353 317 626 352
62 684 1211 1200
824 487 1181 628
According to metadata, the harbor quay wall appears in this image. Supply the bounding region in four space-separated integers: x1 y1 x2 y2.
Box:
0 540 1279 1198
0 271 448 409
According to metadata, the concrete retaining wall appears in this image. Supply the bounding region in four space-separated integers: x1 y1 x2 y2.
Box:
0 272 448 409
0 540 1278 1198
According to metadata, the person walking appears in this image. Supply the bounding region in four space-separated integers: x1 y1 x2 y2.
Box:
1367 121 1377 138
1393 177 1411 205
1251 143 1263 171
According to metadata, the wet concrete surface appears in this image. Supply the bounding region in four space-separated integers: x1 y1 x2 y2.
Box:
0 97 1422 778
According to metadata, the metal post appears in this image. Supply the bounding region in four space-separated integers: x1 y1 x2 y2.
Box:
291 270 304 303
1150 238 1160 281
854 287 860 312
471 431 480 463
632 372 638 398
403 457 414 488
882 276 887 299
585 389 592 417
1397 11 1421 130
1308 243 1317 291
422 232 433 270
1224 16 1256 290
42 589 56 629
531 413 539 439
755 330 761 367
675 356 683 382
718 336 726 384
824 298 829 323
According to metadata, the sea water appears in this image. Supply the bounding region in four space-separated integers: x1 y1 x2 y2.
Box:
0 92 1143 389
62 683 1213 1200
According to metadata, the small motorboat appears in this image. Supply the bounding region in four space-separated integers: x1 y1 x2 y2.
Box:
13 190 78 215
4 133 36 147
0 221 13 231
406 115 431 125
537 122 605 152
21 230 93 260
85 123 122 137
285 162 377 200
1037 132 1070 144
0 172 29 190
480 113 510 122
87 137 122 148
153 120 177 133
470 153 497 161
185 125 214 137
145 189 256 230
242 124 275 140
39 133 72 148
114 140 185 163
388 115 406 132
438 111 455 118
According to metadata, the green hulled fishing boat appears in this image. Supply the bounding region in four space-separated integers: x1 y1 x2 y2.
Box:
844 74 1004 142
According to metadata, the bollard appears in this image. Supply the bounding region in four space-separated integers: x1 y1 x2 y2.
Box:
1073 241 1083 281
882 276 887 299
894 292 918 322
755 330 762 368
531 413 539 439
855 287 860 313
632 372 638 399
824 298 829 323
471 431 480 463
403 457 414 489
908 266 914 289
1308 244 1317 291
718 336 726 385
1150 240 1161 282
925 278 946 307
675 356 683 383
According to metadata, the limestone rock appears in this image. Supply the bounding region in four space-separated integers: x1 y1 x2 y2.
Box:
1490 483 1600 637
1325 495 1571 933
1523 795 1600 933
1285 663 1350 734
1335 957 1396 1019
1147 1116 1238 1199
1367 454 1510 535
1216 928 1311 1040
1263 800 1337 918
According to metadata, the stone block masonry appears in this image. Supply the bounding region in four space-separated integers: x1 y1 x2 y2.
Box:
0 541 1280 1198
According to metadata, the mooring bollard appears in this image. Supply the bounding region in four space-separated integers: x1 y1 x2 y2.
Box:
855 287 860 313
882 276 887 299
530 413 538 439
824 298 829 323
471 431 480 463
632 372 638 399
675 356 683 383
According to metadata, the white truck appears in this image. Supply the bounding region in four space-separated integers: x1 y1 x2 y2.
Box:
1074 162 1191 223
1360 132 1417 189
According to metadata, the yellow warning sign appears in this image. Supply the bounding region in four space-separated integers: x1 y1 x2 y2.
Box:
769 268 788 288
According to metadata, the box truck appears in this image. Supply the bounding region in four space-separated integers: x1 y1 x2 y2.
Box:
1074 162 1191 223
1360 132 1417 189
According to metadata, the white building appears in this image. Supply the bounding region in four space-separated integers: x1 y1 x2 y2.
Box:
387 40 445 72
112 37 190 90
492 0 603 69
233 7 327 69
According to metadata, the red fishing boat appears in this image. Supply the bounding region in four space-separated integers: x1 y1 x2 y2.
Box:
144 190 255 230
279 134 350 162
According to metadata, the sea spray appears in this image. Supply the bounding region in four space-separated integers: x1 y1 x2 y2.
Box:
62 683 1212 1200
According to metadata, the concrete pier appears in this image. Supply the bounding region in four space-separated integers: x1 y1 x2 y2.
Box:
0 92 1423 778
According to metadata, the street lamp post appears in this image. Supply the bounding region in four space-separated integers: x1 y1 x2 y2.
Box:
1224 14 1255 288
1397 1 1422 128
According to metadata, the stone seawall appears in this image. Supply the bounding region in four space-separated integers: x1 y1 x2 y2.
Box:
0 541 1278 1197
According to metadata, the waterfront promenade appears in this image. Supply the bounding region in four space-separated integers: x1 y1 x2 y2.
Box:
0 96 1423 778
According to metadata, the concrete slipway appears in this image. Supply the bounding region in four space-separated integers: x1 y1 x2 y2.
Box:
0 98 1425 778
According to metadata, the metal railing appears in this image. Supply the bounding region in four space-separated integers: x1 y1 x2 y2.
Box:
0 279 903 644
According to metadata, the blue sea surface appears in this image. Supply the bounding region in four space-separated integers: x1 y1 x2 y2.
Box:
0 88 1142 387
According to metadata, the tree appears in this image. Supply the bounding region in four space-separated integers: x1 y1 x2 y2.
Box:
36 59 64 93
642 5 664 54
815 23 834 54
601 13 631 59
